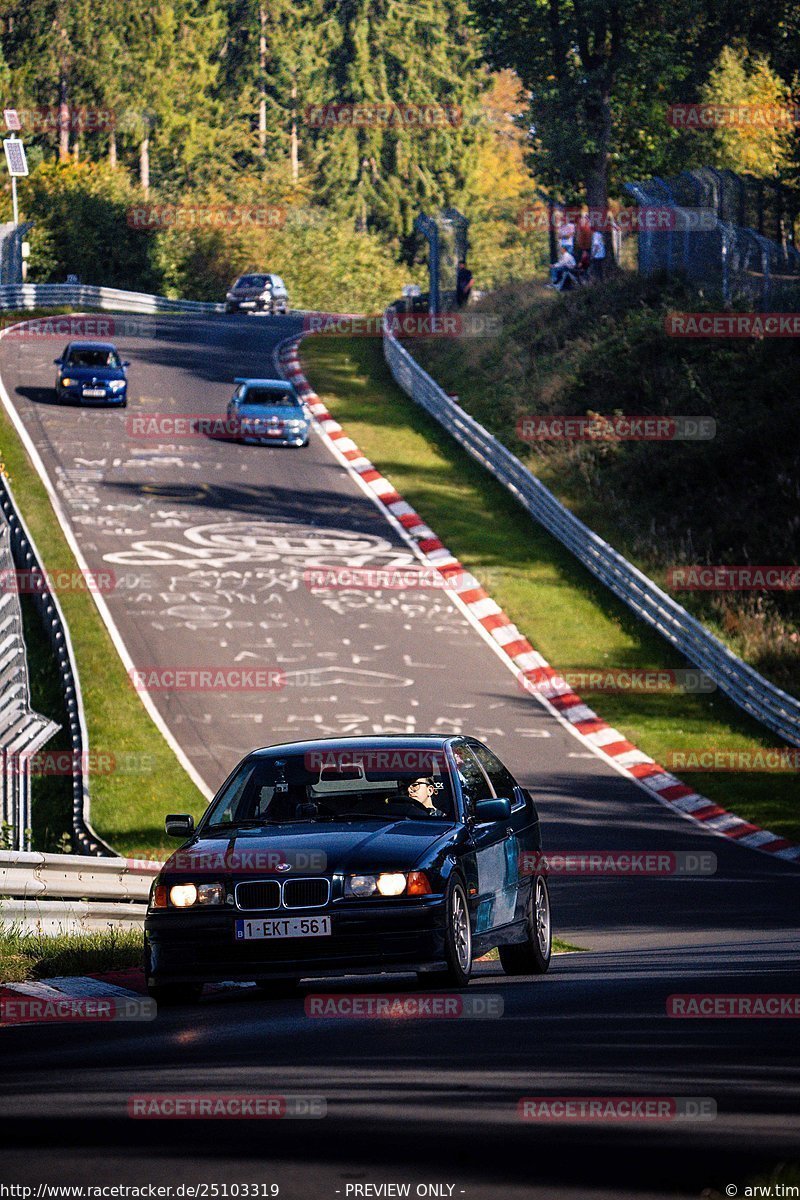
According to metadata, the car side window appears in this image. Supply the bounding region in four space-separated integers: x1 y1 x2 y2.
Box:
452 742 492 819
468 743 518 802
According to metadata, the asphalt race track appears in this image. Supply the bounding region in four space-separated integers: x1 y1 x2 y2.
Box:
0 313 798 1196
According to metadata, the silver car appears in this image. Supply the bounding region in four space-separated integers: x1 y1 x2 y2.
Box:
224 273 289 315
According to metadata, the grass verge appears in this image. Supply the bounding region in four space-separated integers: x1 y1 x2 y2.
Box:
413 274 800 694
301 335 800 842
0 923 142 982
0 311 206 857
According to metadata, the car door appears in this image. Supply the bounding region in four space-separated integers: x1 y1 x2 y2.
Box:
451 740 517 935
467 739 536 925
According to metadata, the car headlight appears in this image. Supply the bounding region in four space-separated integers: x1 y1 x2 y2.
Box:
60 377 76 387
345 874 377 898
169 883 197 907
344 871 431 898
165 881 225 908
108 380 126 391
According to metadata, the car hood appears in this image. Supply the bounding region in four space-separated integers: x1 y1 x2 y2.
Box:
234 404 306 420
230 287 270 298
61 365 125 381
167 821 458 875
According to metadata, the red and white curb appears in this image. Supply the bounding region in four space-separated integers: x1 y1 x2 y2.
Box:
0 970 148 1023
280 338 800 865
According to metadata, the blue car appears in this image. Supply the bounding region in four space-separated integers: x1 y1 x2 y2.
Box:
227 377 310 447
54 341 129 406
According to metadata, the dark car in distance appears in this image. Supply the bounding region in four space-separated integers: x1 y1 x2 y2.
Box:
144 736 552 1003
54 341 129 406
224 273 289 315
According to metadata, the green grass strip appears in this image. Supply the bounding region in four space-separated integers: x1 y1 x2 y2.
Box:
0 923 143 982
301 336 799 843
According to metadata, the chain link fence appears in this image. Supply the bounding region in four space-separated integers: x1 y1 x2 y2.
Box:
625 168 800 310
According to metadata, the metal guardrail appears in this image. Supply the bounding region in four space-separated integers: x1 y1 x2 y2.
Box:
0 282 223 314
0 849 156 932
0 476 115 856
0 517 59 851
382 318 800 748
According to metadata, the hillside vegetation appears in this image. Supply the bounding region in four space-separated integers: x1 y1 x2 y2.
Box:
412 273 800 695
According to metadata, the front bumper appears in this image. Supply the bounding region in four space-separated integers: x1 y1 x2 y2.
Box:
235 423 309 445
145 897 447 984
57 384 127 405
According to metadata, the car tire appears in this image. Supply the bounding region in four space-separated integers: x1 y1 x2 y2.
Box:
146 981 203 1006
498 874 551 976
419 876 472 988
254 978 301 999
225 303 236 314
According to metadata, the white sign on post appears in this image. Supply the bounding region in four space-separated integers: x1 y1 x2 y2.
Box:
3 138 28 177
4 109 21 131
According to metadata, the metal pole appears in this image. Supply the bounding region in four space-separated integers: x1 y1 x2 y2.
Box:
11 176 18 227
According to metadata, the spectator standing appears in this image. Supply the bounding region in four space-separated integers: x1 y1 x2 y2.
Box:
590 229 607 281
456 261 473 307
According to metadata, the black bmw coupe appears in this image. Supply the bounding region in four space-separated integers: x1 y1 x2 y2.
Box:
144 736 551 1002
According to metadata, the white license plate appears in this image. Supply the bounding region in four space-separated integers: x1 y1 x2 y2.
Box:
235 916 331 941
239 300 256 308
83 388 106 397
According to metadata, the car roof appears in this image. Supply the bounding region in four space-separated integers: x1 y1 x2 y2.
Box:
248 736 457 759
236 378 296 390
66 341 118 351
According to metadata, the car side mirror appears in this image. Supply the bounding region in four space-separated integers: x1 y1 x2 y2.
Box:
54 359 62 366
473 797 512 824
165 813 195 837
122 361 130 368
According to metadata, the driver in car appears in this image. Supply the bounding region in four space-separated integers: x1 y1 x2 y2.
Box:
406 776 445 816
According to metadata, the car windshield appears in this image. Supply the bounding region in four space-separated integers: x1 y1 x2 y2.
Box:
235 275 270 289
203 750 456 827
241 388 300 407
66 348 121 368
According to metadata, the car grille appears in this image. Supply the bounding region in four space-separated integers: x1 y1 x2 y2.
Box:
235 880 281 911
233 878 330 911
283 878 330 909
